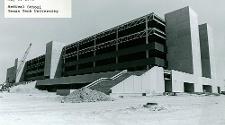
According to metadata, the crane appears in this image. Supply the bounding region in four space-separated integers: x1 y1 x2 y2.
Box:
0 43 32 91
16 43 32 81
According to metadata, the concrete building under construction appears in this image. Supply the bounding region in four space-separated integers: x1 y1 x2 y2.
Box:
6 7 225 95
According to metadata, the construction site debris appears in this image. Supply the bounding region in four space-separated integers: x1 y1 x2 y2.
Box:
9 82 46 94
143 102 166 111
62 88 114 103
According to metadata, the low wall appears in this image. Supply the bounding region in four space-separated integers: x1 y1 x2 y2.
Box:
111 66 165 96
171 70 224 93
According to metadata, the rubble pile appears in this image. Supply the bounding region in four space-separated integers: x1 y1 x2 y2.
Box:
62 88 113 103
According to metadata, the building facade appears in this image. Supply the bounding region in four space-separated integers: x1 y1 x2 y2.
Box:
6 6 225 95
61 13 166 77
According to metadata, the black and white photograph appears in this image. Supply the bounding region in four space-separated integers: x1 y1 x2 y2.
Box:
0 0 225 125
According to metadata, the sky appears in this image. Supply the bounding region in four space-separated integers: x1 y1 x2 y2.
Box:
0 0 225 82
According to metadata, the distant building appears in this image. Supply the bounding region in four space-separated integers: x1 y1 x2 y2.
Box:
6 7 225 95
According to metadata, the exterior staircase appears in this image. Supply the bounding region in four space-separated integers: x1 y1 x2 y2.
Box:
85 70 131 94
85 70 145 94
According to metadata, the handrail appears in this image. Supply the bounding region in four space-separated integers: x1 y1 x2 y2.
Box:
111 70 127 80
85 70 128 88
85 78 109 88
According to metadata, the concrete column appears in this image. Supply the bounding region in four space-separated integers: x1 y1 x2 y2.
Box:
194 83 203 92
76 45 79 71
93 38 96 68
145 15 149 70
212 86 218 93
116 28 119 64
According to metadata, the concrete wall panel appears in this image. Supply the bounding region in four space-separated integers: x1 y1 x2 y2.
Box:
111 66 165 95
171 69 223 93
199 24 216 79
165 7 202 76
44 41 65 79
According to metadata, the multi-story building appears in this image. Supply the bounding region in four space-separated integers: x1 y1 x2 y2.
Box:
62 13 166 77
23 55 46 81
5 6 225 95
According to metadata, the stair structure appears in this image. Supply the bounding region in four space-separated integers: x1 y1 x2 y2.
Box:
86 70 144 94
